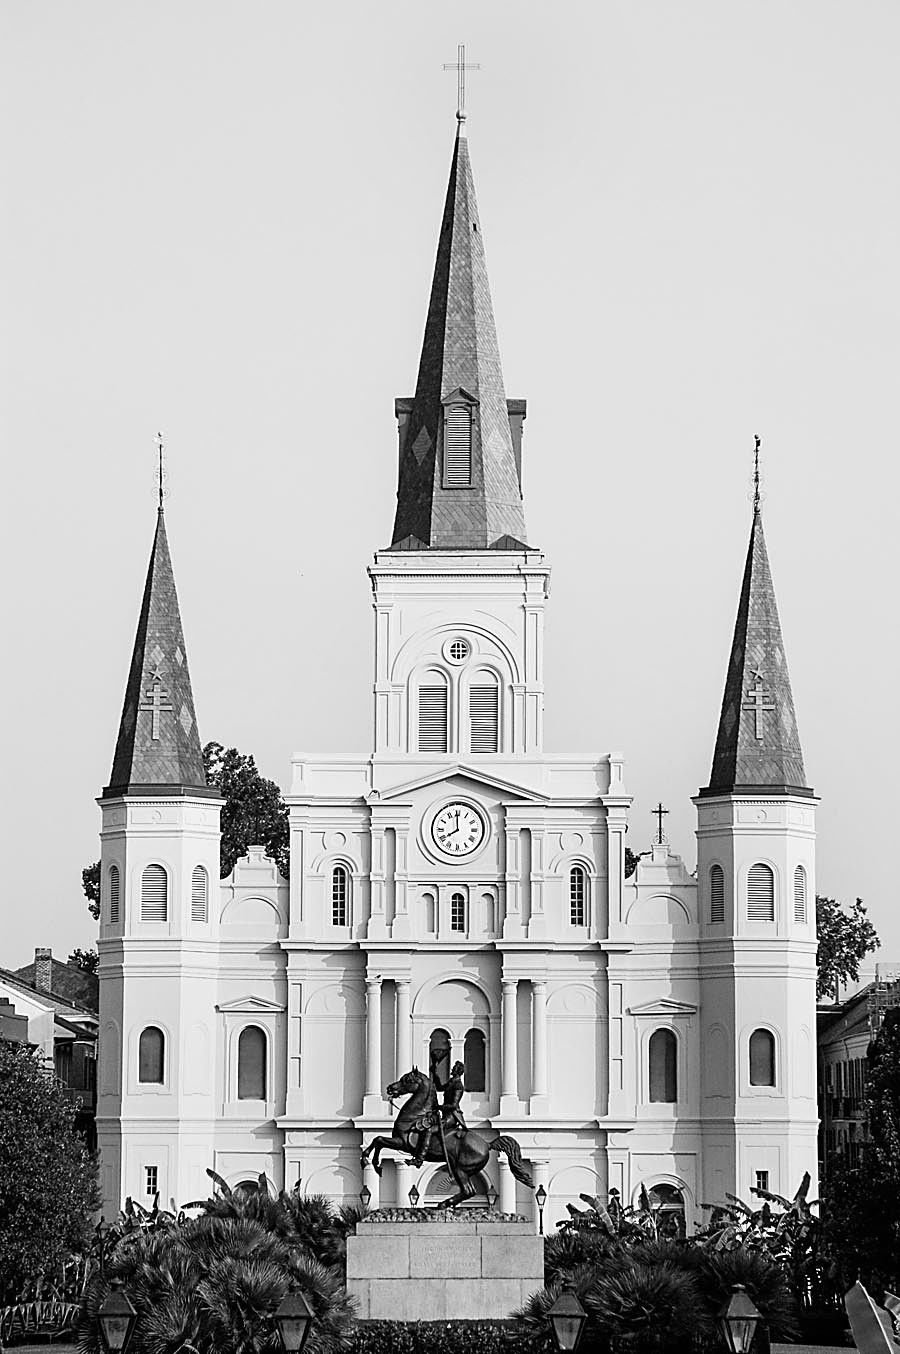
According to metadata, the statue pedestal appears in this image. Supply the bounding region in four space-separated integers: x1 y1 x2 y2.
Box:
347 1209 543 1322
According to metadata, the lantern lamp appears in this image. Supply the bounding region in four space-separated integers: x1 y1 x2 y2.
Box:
718 1284 763 1354
98 1282 138 1354
486 1183 499 1210
408 1183 420 1208
274 1289 314 1353
547 1284 588 1353
535 1183 547 1235
359 1183 372 1210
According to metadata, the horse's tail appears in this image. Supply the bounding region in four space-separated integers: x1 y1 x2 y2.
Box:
490 1135 534 1188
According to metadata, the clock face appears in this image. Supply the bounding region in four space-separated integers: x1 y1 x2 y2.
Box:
431 802 485 858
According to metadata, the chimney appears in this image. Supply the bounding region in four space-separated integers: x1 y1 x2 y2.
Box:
34 947 52 993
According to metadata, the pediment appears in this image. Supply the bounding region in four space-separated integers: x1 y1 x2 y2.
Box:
368 764 547 805
216 995 286 1014
442 386 479 407
628 999 697 1017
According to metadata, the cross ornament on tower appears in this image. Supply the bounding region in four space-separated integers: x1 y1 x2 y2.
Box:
442 43 481 121
652 802 669 845
743 671 776 740
140 666 173 740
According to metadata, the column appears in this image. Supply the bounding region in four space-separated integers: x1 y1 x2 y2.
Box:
362 1161 380 1210
499 1158 516 1214
501 979 519 1114
395 1161 415 1210
395 980 411 1076
530 979 549 1112
368 828 388 939
363 976 383 1116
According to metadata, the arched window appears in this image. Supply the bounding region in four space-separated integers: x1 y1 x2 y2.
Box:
464 1028 486 1093
420 891 436 934
191 865 208 922
108 864 120 924
141 865 168 922
332 866 349 926
648 1028 677 1103
418 676 449 753
647 1183 686 1239
443 404 472 486
429 1028 451 1086
450 891 467 933
794 866 807 924
747 864 775 922
469 673 499 753
709 864 725 924
237 1025 267 1100
570 866 587 926
138 1026 164 1084
749 1028 776 1086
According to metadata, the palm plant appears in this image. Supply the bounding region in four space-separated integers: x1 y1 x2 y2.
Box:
587 1259 709 1353
697 1247 798 1342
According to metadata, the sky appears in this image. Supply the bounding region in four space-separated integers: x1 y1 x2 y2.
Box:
2 1 898 971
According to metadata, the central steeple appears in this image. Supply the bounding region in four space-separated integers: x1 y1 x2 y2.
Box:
390 117 529 550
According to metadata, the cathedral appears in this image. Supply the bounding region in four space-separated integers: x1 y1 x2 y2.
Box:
96 107 819 1232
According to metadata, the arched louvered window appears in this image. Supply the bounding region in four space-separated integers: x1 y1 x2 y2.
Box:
794 866 807 924
108 865 120 924
747 864 775 922
749 1028 776 1086
237 1025 267 1100
450 891 467 933
138 1026 164 1084
469 675 499 753
191 866 208 922
464 1028 486 1093
332 866 349 926
141 865 168 922
709 864 725 924
649 1028 677 1103
418 679 449 753
570 866 587 926
443 404 472 486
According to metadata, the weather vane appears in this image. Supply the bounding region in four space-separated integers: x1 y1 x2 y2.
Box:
442 43 481 122
156 431 167 508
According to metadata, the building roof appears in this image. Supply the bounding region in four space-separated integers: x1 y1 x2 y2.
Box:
701 504 809 797
0 966 98 1021
390 119 529 551
105 507 210 798
11 955 99 1012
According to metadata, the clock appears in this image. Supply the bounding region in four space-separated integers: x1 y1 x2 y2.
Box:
431 802 486 858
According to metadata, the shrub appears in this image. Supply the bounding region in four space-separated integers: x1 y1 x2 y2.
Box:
587 1258 708 1353
350 1320 529 1354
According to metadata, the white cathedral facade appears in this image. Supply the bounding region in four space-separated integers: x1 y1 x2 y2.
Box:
96 112 819 1233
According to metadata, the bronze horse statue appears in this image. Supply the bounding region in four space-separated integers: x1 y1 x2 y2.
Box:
361 1066 533 1209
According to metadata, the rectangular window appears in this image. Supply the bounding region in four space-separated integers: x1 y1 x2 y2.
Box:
145 1165 158 1197
755 1170 769 1194
443 406 472 486
418 685 448 752
470 685 499 753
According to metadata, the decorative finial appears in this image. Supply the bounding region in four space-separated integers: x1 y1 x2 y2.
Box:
753 434 761 514
156 431 166 509
443 43 481 125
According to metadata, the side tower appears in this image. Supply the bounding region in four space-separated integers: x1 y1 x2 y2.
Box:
694 473 818 1202
97 503 223 1214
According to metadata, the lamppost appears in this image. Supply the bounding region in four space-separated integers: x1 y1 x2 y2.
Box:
535 1183 547 1235
274 1290 315 1353
97 1282 138 1354
408 1183 420 1209
547 1284 588 1352
718 1284 764 1354
359 1184 371 1211
486 1183 498 1211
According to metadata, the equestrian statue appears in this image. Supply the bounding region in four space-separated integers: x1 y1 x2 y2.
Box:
360 1051 533 1209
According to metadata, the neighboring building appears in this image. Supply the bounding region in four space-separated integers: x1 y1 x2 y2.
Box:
96 109 819 1230
0 948 99 1150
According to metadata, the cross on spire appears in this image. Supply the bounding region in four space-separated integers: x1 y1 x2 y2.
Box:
140 667 173 740
743 671 776 741
156 431 166 509
753 434 761 513
652 802 669 845
442 43 481 121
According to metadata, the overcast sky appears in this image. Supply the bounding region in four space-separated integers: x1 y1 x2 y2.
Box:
2 1 898 971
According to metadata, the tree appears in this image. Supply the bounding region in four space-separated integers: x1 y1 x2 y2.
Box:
81 861 101 921
203 742 289 879
815 895 879 1000
68 948 99 975
0 1041 99 1303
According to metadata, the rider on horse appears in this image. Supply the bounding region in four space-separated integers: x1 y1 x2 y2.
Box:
409 1057 467 1167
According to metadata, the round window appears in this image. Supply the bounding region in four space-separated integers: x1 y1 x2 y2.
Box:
448 639 470 662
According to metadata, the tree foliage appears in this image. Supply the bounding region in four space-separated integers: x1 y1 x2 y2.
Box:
815 894 879 999
82 861 101 921
202 743 290 879
68 948 99 974
0 1041 99 1303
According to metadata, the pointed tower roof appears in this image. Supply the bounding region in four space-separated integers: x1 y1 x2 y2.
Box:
390 118 529 550
701 501 811 797
104 508 209 798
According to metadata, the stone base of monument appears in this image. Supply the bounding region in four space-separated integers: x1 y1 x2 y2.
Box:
347 1209 544 1321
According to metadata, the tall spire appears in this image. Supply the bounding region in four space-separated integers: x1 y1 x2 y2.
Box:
390 120 529 550
702 465 810 797
104 506 208 797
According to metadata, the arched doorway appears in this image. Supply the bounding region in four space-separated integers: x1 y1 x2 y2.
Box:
648 1182 686 1238
429 1028 451 1084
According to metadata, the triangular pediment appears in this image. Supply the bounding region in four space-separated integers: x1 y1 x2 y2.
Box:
628 998 697 1017
369 764 547 805
442 386 479 407
216 995 285 1014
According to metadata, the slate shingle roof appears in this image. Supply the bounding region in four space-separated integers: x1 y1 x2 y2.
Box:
390 122 529 550
702 506 811 797
12 957 99 1013
105 508 209 797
